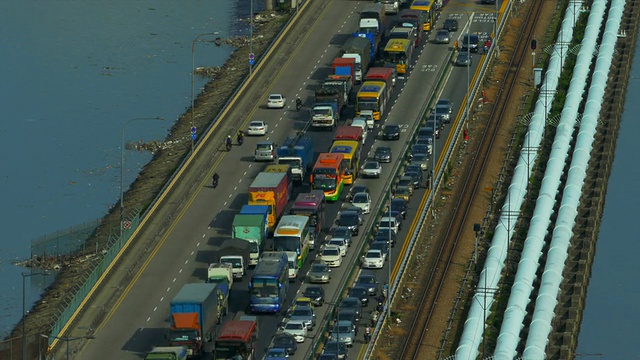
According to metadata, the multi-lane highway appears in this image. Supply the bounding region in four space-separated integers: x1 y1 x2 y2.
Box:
69 0 497 358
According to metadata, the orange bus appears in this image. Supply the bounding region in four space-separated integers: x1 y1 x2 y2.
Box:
310 153 346 201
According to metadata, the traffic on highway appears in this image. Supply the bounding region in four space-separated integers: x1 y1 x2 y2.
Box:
72 0 498 359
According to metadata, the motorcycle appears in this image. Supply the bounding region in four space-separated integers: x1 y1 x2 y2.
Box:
364 328 371 343
237 133 244 146
225 138 233 151
212 177 219 188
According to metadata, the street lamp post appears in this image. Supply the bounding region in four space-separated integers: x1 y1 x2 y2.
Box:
120 116 164 236
249 0 255 75
22 272 46 360
41 334 95 360
191 32 220 153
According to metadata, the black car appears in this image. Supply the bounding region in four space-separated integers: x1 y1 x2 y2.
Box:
418 126 435 141
480 0 496 4
405 164 423 174
271 333 298 355
374 146 392 163
461 34 480 52
382 124 401 140
435 99 453 123
318 354 339 360
373 228 397 247
347 286 370 307
339 297 362 321
336 210 361 235
390 198 407 219
443 18 459 32
337 308 360 327
356 274 380 296
323 341 348 360
303 285 326 306
404 170 423 189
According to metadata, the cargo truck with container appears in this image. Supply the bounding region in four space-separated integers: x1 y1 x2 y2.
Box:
248 172 290 232
332 57 356 87
263 164 293 198
232 213 266 266
340 36 373 83
168 283 228 357
360 3 386 34
218 238 251 279
144 346 188 360
213 318 259 360
238 204 269 264
323 75 353 106
276 135 314 184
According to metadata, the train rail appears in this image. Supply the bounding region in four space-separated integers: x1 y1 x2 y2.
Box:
398 1 546 359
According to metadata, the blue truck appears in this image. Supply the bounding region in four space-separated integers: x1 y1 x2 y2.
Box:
277 135 314 184
168 283 228 357
352 32 378 62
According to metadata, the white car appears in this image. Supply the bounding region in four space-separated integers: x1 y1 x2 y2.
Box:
247 120 268 136
362 249 385 269
267 93 286 109
350 192 371 214
327 238 347 257
282 319 308 343
320 245 343 267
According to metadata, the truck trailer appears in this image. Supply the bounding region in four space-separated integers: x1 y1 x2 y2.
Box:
144 346 188 360
168 283 227 357
248 172 290 231
277 135 314 184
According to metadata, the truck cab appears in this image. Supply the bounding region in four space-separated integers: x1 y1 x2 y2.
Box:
356 111 375 129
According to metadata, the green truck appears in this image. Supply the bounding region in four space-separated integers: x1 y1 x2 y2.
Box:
144 346 188 360
232 211 268 266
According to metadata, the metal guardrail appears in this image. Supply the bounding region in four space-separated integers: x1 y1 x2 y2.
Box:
45 2 312 351
363 0 516 357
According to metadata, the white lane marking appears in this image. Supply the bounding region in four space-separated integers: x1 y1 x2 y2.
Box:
185 260 189 264
173 278 177 282
179 269 183 274
191 251 195 256
160 297 164 302
224 201 228 206
244 171 248 175
166 287 171 292
153 307 157 312
234 186 238 191
147 317 151 322
197 242 201 246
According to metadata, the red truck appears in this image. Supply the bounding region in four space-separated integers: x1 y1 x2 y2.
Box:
332 57 356 87
248 171 290 233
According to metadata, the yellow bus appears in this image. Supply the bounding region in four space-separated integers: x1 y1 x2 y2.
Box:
356 81 388 121
410 0 435 32
330 140 361 185
383 39 413 75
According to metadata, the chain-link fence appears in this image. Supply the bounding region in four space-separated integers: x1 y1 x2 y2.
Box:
29 219 101 268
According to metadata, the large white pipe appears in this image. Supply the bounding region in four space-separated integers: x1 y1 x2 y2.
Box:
454 1 582 358
493 1 605 358
524 0 626 357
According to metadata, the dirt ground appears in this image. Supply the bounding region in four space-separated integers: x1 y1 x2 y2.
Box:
8 10 291 345
372 0 561 358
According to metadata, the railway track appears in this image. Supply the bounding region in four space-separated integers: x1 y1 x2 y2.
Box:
398 1 545 359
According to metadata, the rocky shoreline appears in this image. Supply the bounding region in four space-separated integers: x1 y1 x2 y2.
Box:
6 9 292 353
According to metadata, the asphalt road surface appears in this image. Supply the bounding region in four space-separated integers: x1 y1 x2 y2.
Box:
71 0 496 358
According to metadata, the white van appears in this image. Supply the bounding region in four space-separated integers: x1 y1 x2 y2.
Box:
286 251 299 281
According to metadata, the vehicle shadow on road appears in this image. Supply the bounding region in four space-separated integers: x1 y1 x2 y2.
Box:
121 327 166 355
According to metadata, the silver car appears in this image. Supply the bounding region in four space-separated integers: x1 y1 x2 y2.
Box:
434 29 451 44
308 261 331 283
247 120 268 136
288 306 316 330
329 320 356 347
254 141 276 161
361 160 382 178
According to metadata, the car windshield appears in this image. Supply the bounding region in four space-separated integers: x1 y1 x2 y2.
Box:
437 30 448 36
267 349 287 358
269 95 282 100
329 239 344 247
367 251 382 258
384 125 399 133
364 162 379 169
292 308 312 316
305 287 322 296
376 147 390 154
285 322 303 330
331 227 350 238
250 121 264 127
358 276 375 284
339 213 359 225
371 243 387 252
323 248 340 256
412 154 428 162
353 193 368 203
257 143 272 150
311 263 328 272
273 335 293 345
